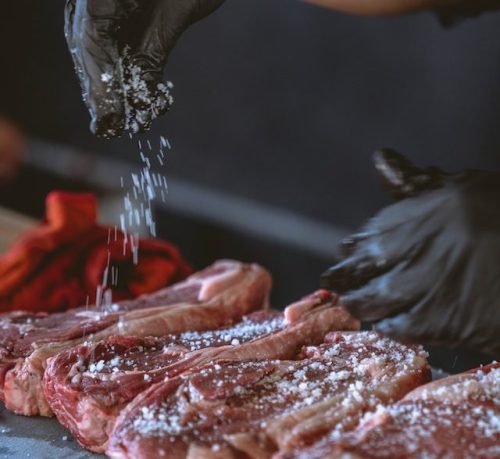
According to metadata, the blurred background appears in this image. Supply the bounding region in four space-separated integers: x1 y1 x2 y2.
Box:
0 1 499 369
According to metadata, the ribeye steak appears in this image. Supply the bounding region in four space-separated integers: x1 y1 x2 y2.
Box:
0 260 271 416
107 331 430 459
44 290 359 453
298 362 500 459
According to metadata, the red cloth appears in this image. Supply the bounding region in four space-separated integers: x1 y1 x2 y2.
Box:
0 192 191 313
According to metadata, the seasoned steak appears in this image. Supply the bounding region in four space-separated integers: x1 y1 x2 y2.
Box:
298 362 500 459
44 291 359 453
107 331 430 459
0 260 272 416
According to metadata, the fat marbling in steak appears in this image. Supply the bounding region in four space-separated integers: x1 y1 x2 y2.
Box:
294 362 500 459
44 290 359 453
107 331 430 459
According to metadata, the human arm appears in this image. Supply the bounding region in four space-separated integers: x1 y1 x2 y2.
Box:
303 0 460 16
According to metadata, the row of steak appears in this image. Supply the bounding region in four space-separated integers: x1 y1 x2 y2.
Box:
0 260 273 416
1 260 498 458
44 288 358 452
107 330 432 459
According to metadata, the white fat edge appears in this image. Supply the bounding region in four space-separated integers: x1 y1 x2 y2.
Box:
197 264 244 302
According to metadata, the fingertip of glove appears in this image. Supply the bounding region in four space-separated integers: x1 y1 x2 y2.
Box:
373 148 407 184
372 148 427 199
320 263 354 292
319 268 337 290
337 291 375 325
373 148 403 166
373 317 410 343
373 318 391 334
339 290 363 311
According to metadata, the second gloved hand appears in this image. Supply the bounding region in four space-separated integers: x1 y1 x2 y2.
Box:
322 149 500 356
65 0 225 138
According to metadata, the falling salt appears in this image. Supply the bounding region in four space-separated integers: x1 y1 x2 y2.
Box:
120 214 126 233
95 286 103 308
103 289 113 310
132 174 140 188
87 107 173 372
160 136 171 150
122 232 128 256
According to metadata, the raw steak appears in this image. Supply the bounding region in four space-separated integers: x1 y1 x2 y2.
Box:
107 331 430 459
298 362 500 459
0 260 271 417
44 290 359 453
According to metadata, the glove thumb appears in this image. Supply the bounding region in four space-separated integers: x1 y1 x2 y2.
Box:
373 148 444 199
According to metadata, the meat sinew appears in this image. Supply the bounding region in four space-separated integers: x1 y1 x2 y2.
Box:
106 331 430 459
0 261 272 417
44 290 359 453
296 362 500 459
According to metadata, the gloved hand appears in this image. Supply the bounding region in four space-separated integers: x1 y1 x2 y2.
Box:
65 0 225 138
322 149 500 357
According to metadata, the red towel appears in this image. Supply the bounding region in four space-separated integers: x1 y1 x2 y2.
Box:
0 192 191 313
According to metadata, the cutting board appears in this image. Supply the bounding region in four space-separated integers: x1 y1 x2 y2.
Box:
0 206 34 254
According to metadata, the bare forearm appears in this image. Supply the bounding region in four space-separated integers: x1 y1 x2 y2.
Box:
303 0 460 15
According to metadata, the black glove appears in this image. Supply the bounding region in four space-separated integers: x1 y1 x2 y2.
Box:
322 149 500 357
65 0 225 138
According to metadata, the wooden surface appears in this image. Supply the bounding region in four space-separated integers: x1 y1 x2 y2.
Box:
0 206 34 254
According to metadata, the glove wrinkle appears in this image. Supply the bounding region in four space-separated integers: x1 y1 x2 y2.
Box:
341 245 432 322
67 0 127 137
65 0 225 137
374 148 445 199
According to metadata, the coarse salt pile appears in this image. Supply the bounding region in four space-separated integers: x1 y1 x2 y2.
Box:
175 314 286 352
71 313 286 382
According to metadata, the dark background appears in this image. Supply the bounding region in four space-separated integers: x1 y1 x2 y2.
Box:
2 1 500 226
0 1 499 370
